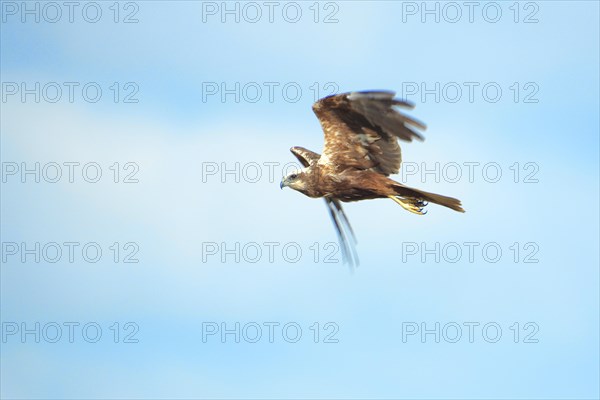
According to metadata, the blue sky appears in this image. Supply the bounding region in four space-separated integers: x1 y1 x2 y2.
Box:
1 1 599 399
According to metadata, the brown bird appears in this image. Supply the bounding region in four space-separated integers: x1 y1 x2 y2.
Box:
280 91 464 266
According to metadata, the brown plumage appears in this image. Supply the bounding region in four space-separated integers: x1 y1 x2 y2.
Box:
280 91 464 267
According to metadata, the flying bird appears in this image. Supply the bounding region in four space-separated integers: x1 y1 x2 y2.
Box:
280 91 464 266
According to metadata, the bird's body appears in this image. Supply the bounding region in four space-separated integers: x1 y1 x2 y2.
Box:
286 163 401 201
280 90 464 266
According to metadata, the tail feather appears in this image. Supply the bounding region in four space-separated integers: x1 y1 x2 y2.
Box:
392 184 465 213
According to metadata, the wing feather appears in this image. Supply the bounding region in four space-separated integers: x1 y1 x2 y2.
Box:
324 198 358 269
290 146 320 167
313 91 426 175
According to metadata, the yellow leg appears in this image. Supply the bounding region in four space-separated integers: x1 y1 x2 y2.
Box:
388 196 427 215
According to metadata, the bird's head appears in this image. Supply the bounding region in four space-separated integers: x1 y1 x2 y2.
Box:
280 168 310 192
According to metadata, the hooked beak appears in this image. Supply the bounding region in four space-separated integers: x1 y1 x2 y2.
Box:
280 179 286 190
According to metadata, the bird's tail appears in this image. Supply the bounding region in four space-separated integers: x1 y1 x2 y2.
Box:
390 183 465 214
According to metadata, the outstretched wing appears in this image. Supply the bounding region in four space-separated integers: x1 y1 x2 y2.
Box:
312 91 426 175
290 146 320 167
290 147 357 267
324 197 359 269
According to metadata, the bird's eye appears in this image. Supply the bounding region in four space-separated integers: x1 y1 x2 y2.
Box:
290 174 298 180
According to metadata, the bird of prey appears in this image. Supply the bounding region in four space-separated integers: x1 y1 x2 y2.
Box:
280 91 464 266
